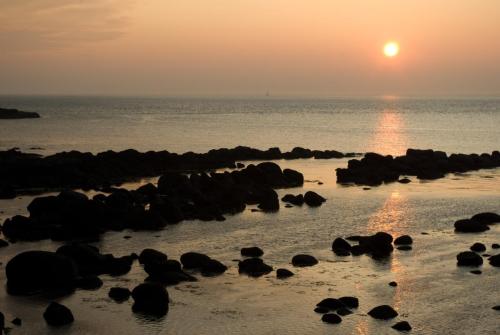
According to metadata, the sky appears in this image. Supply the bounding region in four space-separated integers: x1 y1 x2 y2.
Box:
1 0 500 96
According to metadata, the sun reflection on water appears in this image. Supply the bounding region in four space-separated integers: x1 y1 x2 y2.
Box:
367 108 409 156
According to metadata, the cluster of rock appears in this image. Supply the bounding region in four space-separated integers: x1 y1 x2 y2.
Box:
0 146 357 199
281 191 326 207
336 149 500 186
454 212 500 233
331 232 413 259
0 108 40 119
2 162 305 241
456 242 500 268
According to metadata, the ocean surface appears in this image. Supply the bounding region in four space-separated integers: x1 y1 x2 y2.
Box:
0 96 499 334
1 96 500 155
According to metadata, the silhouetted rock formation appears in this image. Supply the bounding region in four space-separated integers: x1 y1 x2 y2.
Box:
131 283 169 316
238 258 273 277
454 212 499 233
336 149 500 186
456 251 483 266
368 305 398 319
43 302 74 326
0 146 355 195
0 108 40 119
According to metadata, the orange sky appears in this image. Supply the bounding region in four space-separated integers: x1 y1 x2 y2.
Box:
1 0 499 96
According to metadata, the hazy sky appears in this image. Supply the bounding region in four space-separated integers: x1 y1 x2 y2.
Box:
1 0 499 96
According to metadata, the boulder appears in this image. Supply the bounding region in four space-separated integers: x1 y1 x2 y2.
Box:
489 254 500 267
241 247 264 258
336 308 352 316
108 287 131 302
257 188 279 212
332 237 352 256
321 313 342 324
200 258 228 277
314 307 329 314
281 194 304 206
454 219 489 233
276 268 294 279
0 239 9 248
131 283 169 316
76 276 103 290
180 252 211 269
470 212 500 225
43 302 74 326
283 169 304 187
368 305 398 319
394 235 413 245
291 254 318 267
358 232 394 258
238 258 273 277
470 242 486 252
392 321 412 331
456 251 483 266
139 249 168 265
303 191 326 207
316 298 344 310
339 296 359 309
6 251 78 295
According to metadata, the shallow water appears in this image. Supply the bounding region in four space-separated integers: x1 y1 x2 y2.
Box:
1 96 500 155
1 159 499 334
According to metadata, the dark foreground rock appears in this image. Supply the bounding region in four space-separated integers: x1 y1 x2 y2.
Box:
43 302 74 326
238 258 273 277
332 237 352 256
339 296 359 309
368 305 398 319
291 254 318 267
394 235 413 245
470 242 486 252
454 219 489 233
321 313 342 324
489 254 500 267
108 287 131 302
276 268 294 279
392 321 412 331
0 108 40 119
131 283 169 316
336 149 500 186
456 251 483 266
241 247 264 257
303 191 326 207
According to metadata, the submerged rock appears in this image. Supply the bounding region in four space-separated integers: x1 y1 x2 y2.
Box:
456 251 483 266
131 283 169 316
303 191 326 207
368 305 398 319
43 302 74 326
291 254 318 267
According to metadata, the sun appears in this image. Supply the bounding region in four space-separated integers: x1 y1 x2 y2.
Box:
383 41 399 58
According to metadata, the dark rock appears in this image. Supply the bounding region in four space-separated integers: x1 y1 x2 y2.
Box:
321 313 342 324
12 317 22 326
389 281 398 287
139 249 168 265
314 307 329 314
350 245 366 256
368 305 398 319
397 178 411 184
339 296 359 309
200 258 228 276
131 283 169 316
291 254 318 267
0 108 40 119
336 307 352 316
394 235 413 245
257 188 280 212
470 242 486 252
281 194 304 206
238 258 273 277
316 298 344 310
456 251 483 266
489 254 500 267
332 237 352 256
43 302 74 326
180 252 211 269
108 287 131 302
470 212 500 225
492 305 500 311
492 243 500 249
454 219 489 233
241 247 264 258
276 268 294 279
303 191 326 207
76 276 103 290
397 245 412 251
0 239 9 248
358 232 394 258
6 251 78 295
0 311 4 329
0 185 16 199
470 270 482 275
283 169 304 187
392 321 412 331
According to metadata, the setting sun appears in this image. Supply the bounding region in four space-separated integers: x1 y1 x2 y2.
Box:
383 41 400 57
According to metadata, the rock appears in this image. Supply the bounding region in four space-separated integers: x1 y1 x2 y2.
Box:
0 108 40 119
470 270 482 275
392 321 412 331
368 305 398 319
470 212 500 225
303 191 326 207
281 194 304 206
12 317 22 326
241 247 264 257
139 249 168 265
283 169 304 187
492 243 500 249
492 305 500 311
394 235 413 245
336 307 352 316
76 276 103 290
316 298 344 310
454 219 489 233
489 254 500 267
131 283 169 316
339 296 359 308
180 252 211 269
470 242 486 252
456 251 483 266
332 237 352 256
0 239 9 248
0 185 16 199
108 287 131 302
397 178 411 184
350 245 366 256
257 188 280 212
291 254 318 267
321 313 342 324
0 311 4 329
276 268 294 279
6 251 78 295
358 232 394 258
389 281 398 287
397 245 412 251
200 258 228 276
43 302 74 326
314 307 329 314
238 258 273 277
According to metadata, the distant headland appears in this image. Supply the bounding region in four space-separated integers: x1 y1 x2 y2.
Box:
0 107 40 119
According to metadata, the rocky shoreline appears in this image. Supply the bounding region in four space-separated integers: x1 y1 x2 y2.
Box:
0 108 40 119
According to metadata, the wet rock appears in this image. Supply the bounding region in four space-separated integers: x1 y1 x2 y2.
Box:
241 247 264 258
303 191 326 207
454 219 489 233
314 307 329 314
470 212 500 225
489 254 500 267
470 242 486 252
397 178 411 184
139 249 168 265
76 276 103 290
108 287 131 302
389 281 398 287
350 245 366 256
0 239 9 248
492 243 500 249
470 270 482 275
394 235 413 245
358 232 394 258
257 188 280 212
336 307 352 316
283 169 304 187
238 258 273 277
392 321 412 331
339 296 359 309
180 252 211 269
276 268 294 279
332 238 352 256
12 317 22 326
0 108 40 119
316 298 344 310
368 305 398 319
131 283 169 316
43 302 74 326
200 258 228 277
6 251 78 295
397 245 412 251
291 254 318 267
321 313 342 324
456 251 483 266
281 194 304 206
0 185 16 199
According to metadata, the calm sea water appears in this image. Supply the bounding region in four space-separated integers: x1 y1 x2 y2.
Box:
1 96 499 155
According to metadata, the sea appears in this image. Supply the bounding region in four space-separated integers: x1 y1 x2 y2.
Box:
0 96 499 335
